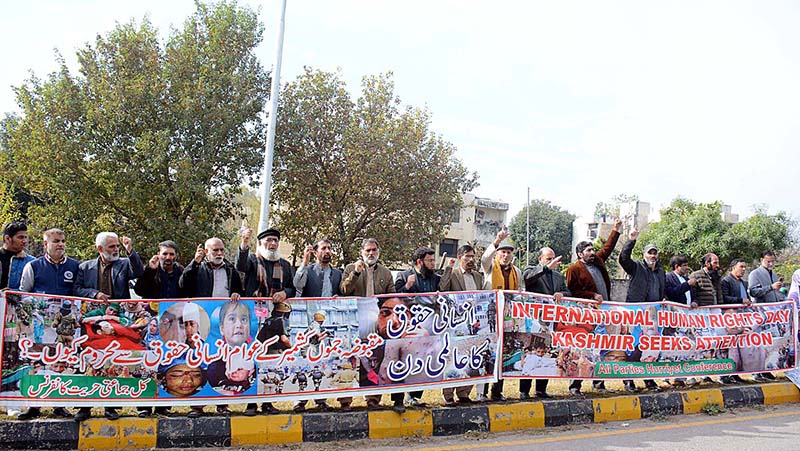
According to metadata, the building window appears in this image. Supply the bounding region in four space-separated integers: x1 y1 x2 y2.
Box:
450 207 460 224
439 239 458 257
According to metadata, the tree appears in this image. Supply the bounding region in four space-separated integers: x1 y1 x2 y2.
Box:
3 1 268 260
508 199 575 266
594 193 639 221
270 68 478 264
721 207 793 263
636 198 793 268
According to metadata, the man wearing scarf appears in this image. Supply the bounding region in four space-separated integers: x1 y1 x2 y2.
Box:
237 228 296 301
236 228 295 416
478 227 521 401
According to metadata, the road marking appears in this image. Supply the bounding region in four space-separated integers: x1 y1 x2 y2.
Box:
412 410 800 451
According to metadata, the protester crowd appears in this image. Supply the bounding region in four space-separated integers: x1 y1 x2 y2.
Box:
0 218 796 422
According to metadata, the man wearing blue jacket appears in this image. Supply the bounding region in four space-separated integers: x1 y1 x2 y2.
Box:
16 228 79 420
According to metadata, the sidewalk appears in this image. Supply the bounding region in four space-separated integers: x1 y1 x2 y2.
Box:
1 382 797 450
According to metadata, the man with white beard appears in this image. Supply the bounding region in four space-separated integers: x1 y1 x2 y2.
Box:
236 228 295 416
237 228 296 300
73 231 144 422
180 237 244 418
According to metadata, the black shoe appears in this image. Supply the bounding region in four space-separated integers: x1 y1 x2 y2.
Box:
53 407 72 418
74 409 91 422
732 375 747 383
244 404 258 416
104 408 120 421
216 405 231 415
519 392 530 401
624 382 638 393
340 404 352 412
457 397 474 404
187 407 204 418
391 403 406 414
154 407 171 417
261 403 279 415
535 392 552 399
490 394 507 402
293 404 306 413
569 388 584 398
17 408 41 421
137 410 150 418
762 372 776 380
644 381 662 392
720 376 734 385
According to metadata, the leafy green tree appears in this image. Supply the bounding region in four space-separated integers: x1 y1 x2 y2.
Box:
636 198 793 268
721 207 792 263
2 1 268 260
271 68 478 264
508 199 575 266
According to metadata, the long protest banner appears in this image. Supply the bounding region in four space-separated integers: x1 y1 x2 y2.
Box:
501 291 797 380
0 290 500 407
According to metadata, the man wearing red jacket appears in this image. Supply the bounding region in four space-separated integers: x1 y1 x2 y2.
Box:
565 219 622 397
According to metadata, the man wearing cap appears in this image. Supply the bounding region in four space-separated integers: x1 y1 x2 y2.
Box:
73 231 144 422
237 228 296 300
246 301 293 415
479 227 522 401
16 228 79 421
339 238 395 411
619 228 666 392
565 218 622 397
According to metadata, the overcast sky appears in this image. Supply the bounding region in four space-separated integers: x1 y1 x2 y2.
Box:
3 0 798 223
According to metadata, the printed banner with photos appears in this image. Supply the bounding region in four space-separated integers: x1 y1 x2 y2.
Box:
0 290 500 407
501 291 797 380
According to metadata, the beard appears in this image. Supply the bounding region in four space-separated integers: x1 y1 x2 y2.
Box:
465 261 476 271
258 247 281 262
583 254 596 264
320 254 332 264
102 250 119 262
421 266 434 278
363 255 378 266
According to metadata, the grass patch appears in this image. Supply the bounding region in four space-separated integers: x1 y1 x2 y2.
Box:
700 402 726 416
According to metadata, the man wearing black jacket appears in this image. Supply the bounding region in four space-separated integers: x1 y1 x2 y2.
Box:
665 255 696 305
619 229 666 392
179 237 244 417
521 247 569 400
133 240 184 417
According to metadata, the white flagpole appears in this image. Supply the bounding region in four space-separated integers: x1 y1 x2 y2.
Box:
258 0 288 233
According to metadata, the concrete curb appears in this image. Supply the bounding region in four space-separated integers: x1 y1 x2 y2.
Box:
2 382 797 450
